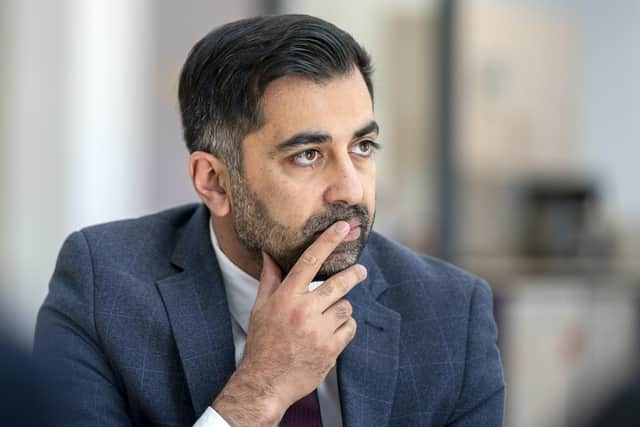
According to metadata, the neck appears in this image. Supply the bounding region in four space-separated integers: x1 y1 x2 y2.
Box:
211 214 262 280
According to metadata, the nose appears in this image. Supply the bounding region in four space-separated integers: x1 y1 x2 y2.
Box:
323 154 364 206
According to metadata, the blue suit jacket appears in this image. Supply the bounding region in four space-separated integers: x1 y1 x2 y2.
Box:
34 204 504 426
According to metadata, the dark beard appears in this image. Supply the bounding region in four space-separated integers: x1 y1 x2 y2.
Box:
230 175 373 280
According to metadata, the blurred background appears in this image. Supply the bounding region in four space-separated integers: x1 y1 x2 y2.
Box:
0 0 638 426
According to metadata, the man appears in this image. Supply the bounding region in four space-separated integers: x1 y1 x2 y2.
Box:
34 14 504 426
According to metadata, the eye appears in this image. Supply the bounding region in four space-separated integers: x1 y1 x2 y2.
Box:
351 140 379 157
291 149 321 166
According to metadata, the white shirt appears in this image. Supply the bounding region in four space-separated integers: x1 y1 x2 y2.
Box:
194 222 343 426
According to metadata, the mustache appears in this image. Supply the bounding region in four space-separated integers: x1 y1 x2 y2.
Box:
302 204 370 237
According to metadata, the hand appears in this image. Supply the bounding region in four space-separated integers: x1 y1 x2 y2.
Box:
212 221 366 426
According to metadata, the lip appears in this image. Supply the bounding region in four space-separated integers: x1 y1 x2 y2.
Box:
343 225 361 241
343 220 362 242
313 219 363 240
344 219 361 229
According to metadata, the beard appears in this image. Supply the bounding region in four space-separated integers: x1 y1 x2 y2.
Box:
229 175 373 280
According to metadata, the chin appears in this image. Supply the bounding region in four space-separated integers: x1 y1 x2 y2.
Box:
314 251 360 281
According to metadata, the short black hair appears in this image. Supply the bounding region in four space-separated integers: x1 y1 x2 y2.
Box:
178 14 374 176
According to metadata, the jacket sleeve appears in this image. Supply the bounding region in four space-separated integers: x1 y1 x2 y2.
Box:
33 231 132 426
446 279 505 427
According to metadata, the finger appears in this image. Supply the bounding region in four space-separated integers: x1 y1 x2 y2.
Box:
256 251 282 307
314 264 366 312
322 299 353 331
333 318 357 352
281 221 350 293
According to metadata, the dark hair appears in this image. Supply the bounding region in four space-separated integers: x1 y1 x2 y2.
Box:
178 14 374 176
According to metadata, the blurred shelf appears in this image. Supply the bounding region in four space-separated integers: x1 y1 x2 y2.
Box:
459 254 640 290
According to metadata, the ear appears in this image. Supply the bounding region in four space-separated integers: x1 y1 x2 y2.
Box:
189 151 231 217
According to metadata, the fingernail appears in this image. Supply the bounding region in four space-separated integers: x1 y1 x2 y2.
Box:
334 221 349 234
356 264 367 278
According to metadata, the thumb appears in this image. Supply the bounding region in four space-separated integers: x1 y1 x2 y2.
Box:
256 251 282 306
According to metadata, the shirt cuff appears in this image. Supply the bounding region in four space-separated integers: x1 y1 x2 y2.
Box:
193 406 231 427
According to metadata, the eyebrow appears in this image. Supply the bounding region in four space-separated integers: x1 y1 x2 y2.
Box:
272 120 379 154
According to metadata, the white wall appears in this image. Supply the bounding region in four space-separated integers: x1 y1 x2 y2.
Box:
0 0 155 342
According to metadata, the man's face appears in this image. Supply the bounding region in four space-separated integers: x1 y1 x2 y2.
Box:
229 70 377 279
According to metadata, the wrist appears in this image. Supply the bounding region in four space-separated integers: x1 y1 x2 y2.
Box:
212 369 286 426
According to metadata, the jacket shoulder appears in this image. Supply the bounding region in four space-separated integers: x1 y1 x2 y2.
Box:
75 203 201 273
80 203 198 237
365 231 489 299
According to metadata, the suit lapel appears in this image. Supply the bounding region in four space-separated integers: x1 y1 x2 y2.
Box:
156 205 236 417
338 247 401 427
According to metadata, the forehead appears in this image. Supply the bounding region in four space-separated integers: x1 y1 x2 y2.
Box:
254 71 374 144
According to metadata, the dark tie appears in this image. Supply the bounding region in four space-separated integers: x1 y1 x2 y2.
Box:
279 390 323 426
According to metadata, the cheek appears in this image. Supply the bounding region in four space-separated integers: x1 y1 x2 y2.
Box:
260 178 323 228
365 183 376 220
362 168 376 204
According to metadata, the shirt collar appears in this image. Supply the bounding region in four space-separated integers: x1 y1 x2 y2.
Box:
209 220 258 334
